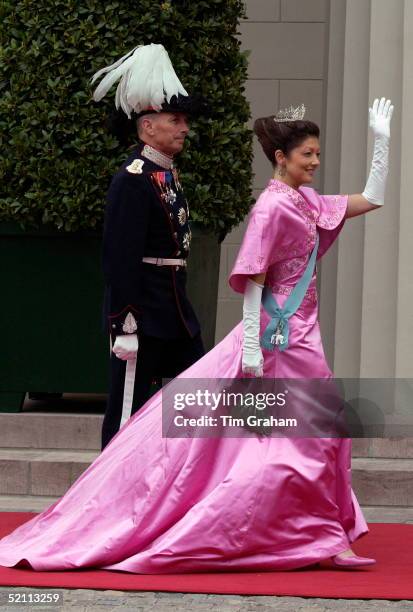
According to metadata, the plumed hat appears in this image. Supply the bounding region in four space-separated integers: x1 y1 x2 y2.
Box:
91 43 204 118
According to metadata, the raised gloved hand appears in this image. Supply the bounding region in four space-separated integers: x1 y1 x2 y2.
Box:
242 278 264 377
112 334 139 361
369 97 394 139
362 97 394 205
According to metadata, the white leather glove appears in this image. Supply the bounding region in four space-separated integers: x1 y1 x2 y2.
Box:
362 97 394 205
112 334 139 361
242 278 264 377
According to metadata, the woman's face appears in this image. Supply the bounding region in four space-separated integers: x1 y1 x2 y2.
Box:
276 136 321 187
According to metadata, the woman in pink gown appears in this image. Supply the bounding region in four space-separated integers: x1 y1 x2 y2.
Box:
0 99 393 572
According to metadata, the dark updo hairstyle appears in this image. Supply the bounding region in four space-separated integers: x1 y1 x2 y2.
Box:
253 117 320 167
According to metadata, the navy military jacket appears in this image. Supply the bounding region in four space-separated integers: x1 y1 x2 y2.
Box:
102 142 200 340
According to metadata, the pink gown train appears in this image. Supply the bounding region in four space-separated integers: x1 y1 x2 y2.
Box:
0 179 368 572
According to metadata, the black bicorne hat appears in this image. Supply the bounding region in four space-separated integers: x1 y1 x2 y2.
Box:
136 93 208 119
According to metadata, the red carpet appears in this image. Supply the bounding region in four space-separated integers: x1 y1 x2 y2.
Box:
0 513 412 600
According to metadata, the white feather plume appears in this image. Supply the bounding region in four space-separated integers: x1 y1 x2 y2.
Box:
90 45 139 86
91 43 188 118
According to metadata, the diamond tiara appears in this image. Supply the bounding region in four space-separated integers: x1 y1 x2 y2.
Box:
274 103 306 123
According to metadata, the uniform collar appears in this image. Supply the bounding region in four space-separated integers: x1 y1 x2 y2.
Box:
141 143 174 169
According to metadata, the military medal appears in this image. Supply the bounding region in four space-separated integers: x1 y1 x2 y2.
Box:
182 230 191 252
178 207 187 225
151 172 177 206
172 168 182 191
165 185 177 205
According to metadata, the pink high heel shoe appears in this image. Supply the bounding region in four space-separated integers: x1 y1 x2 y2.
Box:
331 551 376 568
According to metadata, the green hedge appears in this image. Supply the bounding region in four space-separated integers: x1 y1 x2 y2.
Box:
0 0 253 235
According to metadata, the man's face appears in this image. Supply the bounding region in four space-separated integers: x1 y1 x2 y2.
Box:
140 112 190 156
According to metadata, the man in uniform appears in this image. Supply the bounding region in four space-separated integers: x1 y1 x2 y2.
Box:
92 44 205 448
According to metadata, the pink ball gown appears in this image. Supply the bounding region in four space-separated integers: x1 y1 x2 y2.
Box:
0 179 368 573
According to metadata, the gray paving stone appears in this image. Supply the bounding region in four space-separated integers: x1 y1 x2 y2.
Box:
0 588 412 611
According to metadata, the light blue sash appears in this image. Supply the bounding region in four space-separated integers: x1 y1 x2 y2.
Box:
260 233 319 352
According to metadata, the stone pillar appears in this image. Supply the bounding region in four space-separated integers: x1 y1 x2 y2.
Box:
396 0 413 377
322 0 412 378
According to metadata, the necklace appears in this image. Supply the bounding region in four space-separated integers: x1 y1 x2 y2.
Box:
141 144 173 169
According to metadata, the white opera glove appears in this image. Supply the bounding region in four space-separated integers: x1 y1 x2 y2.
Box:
362 97 394 205
112 334 139 361
242 278 264 377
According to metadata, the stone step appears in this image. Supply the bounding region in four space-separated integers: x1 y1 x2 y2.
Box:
0 494 412 525
361 505 413 524
2 411 412 458
0 413 103 451
352 457 413 507
0 495 59 513
351 437 413 458
1 449 412 506
0 449 98 497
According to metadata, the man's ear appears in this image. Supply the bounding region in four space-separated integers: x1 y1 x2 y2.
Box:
141 116 155 137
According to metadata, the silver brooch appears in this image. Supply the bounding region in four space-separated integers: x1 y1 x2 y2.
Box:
122 312 138 333
126 159 144 174
271 333 285 345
